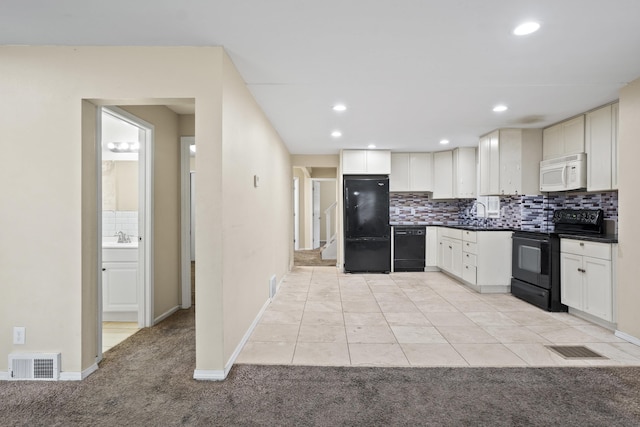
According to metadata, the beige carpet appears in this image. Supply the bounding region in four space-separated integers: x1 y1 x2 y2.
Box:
294 248 336 266
2 308 640 426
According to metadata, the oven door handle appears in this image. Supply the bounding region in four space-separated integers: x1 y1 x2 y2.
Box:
513 236 548 244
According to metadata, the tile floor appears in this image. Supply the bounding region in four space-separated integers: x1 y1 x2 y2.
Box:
103 322 139 353
237 266 640 367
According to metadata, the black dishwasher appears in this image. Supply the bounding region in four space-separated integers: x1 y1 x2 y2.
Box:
393 226 426 272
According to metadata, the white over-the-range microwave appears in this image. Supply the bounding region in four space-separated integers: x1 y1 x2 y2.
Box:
539 153 587 192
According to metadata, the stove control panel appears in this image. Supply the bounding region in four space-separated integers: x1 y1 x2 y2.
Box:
552 209 603 225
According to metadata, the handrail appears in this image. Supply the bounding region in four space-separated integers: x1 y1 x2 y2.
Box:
324 201 337 244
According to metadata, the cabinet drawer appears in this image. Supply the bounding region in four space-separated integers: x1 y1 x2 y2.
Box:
103 248 138 263
440 227 462 240
462 230 477 243
463 251 477 266
561 239 611 260
463 241 477 255
462 264 477 285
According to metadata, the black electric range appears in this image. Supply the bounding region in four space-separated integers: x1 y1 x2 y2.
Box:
510 209 604 311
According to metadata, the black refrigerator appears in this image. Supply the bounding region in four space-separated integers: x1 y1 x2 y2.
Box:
343 175 391 273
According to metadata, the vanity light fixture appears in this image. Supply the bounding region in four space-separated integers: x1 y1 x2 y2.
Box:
106 141 140 153
439 139 450 145
493 105 508 112
332 104 347 112
331 130 342 138
513 21 540 36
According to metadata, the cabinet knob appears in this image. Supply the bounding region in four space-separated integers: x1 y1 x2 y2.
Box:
579 242 584 246
102 268 106 271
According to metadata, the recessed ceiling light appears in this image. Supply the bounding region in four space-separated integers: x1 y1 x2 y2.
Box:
440 139 450 145
331 130 342 138
493 105 508 112
367 144 376 149
332 104 347 112
513 21 540 36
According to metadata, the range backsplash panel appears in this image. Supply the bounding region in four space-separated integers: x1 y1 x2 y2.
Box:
389 191 618 231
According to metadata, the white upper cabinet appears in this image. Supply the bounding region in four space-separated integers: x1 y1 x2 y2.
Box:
586 102 619 191
542 115 585 160
478 128 542 196
452 147 476 198
342 149 391 175
432 150 453 199
390 152 433 192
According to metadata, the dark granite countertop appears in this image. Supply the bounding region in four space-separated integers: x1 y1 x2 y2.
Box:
389 223 514 232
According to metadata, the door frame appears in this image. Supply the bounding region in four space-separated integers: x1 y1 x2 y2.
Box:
293 177 300 250
97 106 155 359
180 136 195 309
310 178 337 249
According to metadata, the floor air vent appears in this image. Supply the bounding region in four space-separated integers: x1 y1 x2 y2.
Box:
9 353 61 380
547 346 606 359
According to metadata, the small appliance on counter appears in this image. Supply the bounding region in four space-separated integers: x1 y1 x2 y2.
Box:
510 208 604 311
343 175 391 273
393 226 426 272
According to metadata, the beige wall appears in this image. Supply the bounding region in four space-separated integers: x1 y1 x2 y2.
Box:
291 154 339 168
0 46 236 375
293 167 309 249
220 52 292 362
617 77 640 340
179 114 195 136
120 106 181 319
319 180 337 241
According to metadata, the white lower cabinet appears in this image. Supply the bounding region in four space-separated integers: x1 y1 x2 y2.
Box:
437 227 512 293
102 248 138 321
561 239 615 323
425 227 439 269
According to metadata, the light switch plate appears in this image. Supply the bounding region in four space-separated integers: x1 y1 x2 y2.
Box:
13 326 25 344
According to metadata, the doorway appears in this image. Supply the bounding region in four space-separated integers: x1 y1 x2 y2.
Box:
98 106 154 355
181 136 195 308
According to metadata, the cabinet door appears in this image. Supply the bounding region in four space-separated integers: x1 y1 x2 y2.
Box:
562 115 585 156
425 227 438 267
342 150 367 174
488 132 500 195
451 239 463 278
586 105 613 191
560 253 583 310
432 151 453 199
499 130 521 195
366 150 391 174
453 147 476 198
478 135 491 195
103 262 138 311
410 153 433 191
612 103 619 190
583 256 612 321
390 153 410 191
542 125 563 160
438 237 450 270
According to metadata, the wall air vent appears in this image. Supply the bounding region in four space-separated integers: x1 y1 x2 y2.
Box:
9 353 61 381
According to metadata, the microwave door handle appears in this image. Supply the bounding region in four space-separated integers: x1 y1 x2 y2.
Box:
561 164 567 186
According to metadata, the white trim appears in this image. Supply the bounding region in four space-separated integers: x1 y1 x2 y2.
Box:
193 369 226 381
96 105 104 361
615 330 640 346
193 296 273 381
0 371 9 380
154 305 180 324
81 363 99 379
181 136 195 309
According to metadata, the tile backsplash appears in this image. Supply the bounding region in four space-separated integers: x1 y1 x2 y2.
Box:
390 191 618 232
102 210 138 238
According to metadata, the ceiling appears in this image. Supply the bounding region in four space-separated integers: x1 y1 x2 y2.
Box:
2 1 640 154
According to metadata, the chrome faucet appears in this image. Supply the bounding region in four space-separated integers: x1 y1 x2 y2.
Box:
470 201 488 228
116 231 130 243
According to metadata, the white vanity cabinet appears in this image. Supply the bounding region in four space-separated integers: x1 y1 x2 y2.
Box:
437 227 512 293
390 152 433 192
102 247 138 321
586 102 618 191
542 115 585 160
341 149 391 175
561 238 616 323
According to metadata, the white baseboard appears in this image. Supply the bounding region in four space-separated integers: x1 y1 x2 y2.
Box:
154 305 180 324
193 297 272 381
615 330 640 346
81 363 99 379
0 371 9 380
59 372 81 381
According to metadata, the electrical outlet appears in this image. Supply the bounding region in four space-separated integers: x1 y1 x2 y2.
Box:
13 327 25 345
